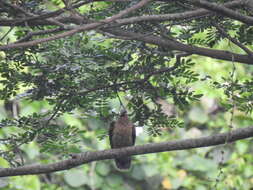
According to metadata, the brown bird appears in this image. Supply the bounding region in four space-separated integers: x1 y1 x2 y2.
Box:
109 110 136 170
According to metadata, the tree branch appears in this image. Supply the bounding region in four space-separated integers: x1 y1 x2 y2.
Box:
103 28 253 65
0 0 243 27
115 0 243 25
0 126 253 177
0 0 90 26
213 23 253 57
0 0 151 50
190 0 253 25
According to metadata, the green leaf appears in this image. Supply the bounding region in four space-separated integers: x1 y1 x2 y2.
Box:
106 174 123 187
182 155 217 173
96 162 110 176
236 141 248 155
64 170 88 187
143 164 159 177
131 166 146 180
10 176 40 190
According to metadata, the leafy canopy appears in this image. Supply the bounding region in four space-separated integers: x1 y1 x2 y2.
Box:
0 1 253 188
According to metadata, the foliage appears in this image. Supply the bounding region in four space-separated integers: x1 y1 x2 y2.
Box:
0 0 253 189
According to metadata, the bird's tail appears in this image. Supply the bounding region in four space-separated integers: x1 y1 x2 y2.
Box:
115 157 131 170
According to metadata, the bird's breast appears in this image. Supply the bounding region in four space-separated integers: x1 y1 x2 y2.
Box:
112 125 133 148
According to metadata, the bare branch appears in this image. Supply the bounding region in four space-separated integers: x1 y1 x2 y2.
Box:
0 0 151 50
0 126 252 177
0 0 128 27
0 0 243 27
190 0 253 25
104 28 253 65
115 0 243 25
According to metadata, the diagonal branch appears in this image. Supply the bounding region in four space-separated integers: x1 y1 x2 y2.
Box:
103 28 253 65
189 0 253 25
0 126 253 177
115 0 243 25
0 0 243 27
0 0 142 27
213 23 253 57
0 0 151 50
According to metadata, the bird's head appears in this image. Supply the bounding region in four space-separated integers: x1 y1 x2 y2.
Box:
119 109 127 117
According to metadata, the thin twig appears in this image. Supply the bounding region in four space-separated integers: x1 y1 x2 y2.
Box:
214 23 253 57
0 26 14 42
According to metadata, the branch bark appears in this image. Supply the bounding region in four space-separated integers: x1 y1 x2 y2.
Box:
104 28 253 65
0 1 243 27
0 126 253 177
0 0 151 50
190 0 253 25
115 0 243 25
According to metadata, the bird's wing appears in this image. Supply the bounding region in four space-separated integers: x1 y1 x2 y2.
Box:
109 121 115 148
132 124 136 145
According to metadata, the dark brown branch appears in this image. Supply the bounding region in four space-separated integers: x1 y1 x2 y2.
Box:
190 0 253 25
0 0 151 50
0 0 243 27
0 0 131 27
0 126 252 177
115 0 243 25
0 1 251 64
104 28 253 65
